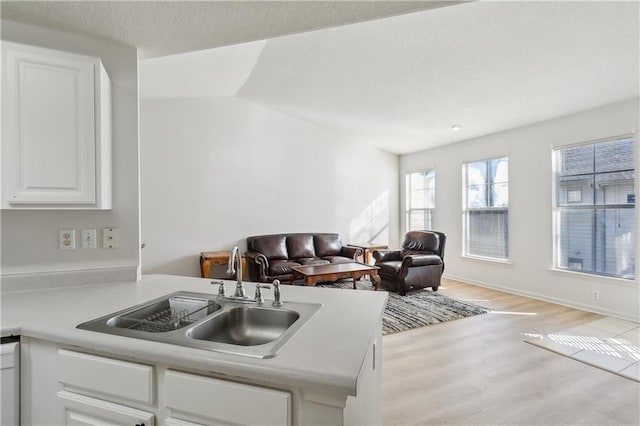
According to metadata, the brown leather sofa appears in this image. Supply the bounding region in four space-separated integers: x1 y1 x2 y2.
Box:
373 230 446 295
245 233 363 283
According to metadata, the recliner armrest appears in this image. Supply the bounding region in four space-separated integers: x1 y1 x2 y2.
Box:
403 254 442 267
373 250 402 263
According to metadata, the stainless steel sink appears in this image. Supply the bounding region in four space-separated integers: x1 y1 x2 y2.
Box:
187 306 300 346
106 293 222 332
77 291 321 358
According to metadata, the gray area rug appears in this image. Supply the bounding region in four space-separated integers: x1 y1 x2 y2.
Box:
317 280 490 335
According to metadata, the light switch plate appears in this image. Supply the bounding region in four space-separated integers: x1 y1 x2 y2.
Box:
59 229 76 250
81 229 97 249
102 227 120 249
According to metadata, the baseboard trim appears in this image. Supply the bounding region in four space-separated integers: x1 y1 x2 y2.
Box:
443 273 640 323
1 266 138 293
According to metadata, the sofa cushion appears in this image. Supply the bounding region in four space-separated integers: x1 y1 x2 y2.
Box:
252 235 288 260
287 235 316 259
314 234 342 257
269 260 301 275
297 257 330 266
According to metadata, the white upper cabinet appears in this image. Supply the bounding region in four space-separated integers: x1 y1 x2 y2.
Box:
1 41 112 209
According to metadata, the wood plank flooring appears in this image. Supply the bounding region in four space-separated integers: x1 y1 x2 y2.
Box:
382 278 640 426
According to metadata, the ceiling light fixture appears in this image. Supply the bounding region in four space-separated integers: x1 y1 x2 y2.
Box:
451 125 461 132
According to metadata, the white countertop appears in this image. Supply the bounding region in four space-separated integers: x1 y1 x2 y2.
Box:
1 274 386 398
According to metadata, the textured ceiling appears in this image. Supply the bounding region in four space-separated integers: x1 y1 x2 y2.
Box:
238 1 640 153
0 0 464 58
4 1 638 154
141 1 640 154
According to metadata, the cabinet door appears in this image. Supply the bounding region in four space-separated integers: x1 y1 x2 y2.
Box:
1 41 111 209
58 390 155 426
166 370 291 425
58 349 154 405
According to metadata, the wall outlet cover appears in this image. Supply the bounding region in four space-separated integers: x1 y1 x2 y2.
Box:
59 229 76 250
102 227 120 249
81 229 97 249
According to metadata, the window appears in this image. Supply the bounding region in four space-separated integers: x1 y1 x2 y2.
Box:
406 170 435 232
463 157 509 260
553 137 635 279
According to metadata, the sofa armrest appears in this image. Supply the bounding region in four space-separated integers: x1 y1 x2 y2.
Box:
373 249 402 263
340 246 363 260
402 254 442 267
244 250 269 282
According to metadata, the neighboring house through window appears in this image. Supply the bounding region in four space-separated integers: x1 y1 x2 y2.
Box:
463 156 509 260
406 170 435 232
553 136 635 279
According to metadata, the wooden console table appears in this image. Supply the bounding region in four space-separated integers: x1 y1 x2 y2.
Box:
200 251 246 280
347 243 389 265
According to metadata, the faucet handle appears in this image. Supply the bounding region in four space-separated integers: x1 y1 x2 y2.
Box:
254 284 271 303
211 280 225 297
272 279 283 306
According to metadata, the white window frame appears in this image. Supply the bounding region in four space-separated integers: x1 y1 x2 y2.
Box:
552 136 636 280
462 156 510 261
405 169 435 233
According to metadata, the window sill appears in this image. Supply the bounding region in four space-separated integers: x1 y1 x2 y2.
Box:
548 267 638 287
461 255 512 266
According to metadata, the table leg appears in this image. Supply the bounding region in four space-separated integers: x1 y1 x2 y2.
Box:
371 273 381 291
200 257 207 278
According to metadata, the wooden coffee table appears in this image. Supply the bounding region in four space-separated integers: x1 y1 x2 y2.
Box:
291 263 381 290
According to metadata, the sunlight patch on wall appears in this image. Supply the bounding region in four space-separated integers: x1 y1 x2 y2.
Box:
349 190 389 244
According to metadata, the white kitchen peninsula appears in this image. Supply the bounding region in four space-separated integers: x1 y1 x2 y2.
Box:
1 274 387 425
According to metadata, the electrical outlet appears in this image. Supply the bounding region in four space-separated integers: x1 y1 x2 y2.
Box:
591 290 600 300
81 229 97 249
59 229 76 250
102 227 120 249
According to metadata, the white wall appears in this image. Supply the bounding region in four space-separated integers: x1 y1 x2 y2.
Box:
140 97 399 276
401 98 640 321
0 21 140 283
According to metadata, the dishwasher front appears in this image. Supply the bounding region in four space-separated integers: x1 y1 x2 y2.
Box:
1 336 20 426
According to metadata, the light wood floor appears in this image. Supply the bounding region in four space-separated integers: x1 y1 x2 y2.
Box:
382 278 640 426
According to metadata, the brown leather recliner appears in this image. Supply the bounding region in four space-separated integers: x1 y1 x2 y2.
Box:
245 233 362 283
373 231 446 296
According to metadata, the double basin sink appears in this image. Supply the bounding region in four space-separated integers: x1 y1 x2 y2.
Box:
77 291 321 358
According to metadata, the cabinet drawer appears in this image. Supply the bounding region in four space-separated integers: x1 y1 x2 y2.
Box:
166 370 290 425
58 350 154 405
58 390 154 425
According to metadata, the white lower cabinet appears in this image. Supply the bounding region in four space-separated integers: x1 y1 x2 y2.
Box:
56 349 155 426
20 337 379 425
58 349 154 406
165 370 291 426
58 391 154 426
